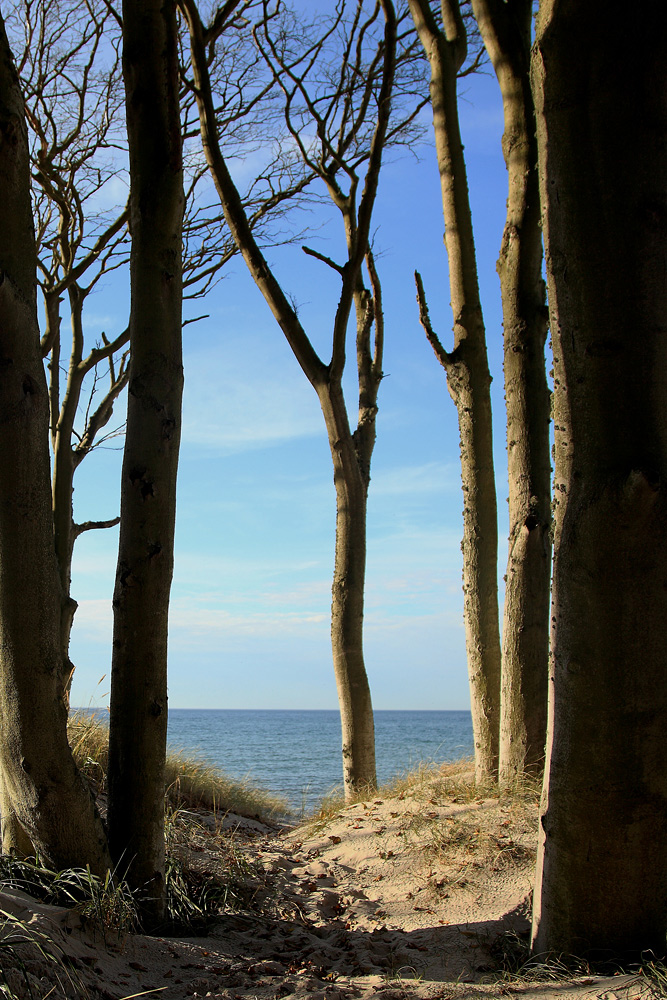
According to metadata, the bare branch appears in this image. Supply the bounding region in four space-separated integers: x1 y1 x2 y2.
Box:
74 361 129 467
366 247 383 374
73 516 120 539
79 326 130 378
302 244 345 275
414 269 455 370
179 0 328 388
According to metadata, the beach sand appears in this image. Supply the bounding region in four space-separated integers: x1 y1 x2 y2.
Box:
0 764 650 999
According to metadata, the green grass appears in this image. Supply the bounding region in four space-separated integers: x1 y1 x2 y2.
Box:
489 940 667 998
0 810 263 941
0 909 84 1000
68 711 289 821
163 806 267 932
0 855 138 945
61 712 289 936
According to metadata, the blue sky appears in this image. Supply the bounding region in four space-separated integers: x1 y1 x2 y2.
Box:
68 66 511 712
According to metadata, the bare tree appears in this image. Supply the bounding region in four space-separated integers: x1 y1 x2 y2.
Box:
410 0 501 783
0 8 111 872
530 0 667 957
4 0 317 710
6 0 132 699
106 0 184 927
180 0 428 799
470 0 551 787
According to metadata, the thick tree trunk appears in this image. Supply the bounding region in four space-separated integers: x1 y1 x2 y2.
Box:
410 0 501 783
471 0 551 787
530 0 667 957
107 0 184 928
0 14 110 874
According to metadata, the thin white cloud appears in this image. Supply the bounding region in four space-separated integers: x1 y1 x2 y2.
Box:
72 599 113 639
168 602 328 643
72 594 330 649
369 461 460 497
181 343 323 453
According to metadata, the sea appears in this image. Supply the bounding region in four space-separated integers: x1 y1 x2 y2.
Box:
165 709 473 814
77 708 474 815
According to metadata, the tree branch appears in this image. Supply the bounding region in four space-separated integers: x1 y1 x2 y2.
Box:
179 0 328 389
73 515 120 538
330 0 397 382
366 248 384 375
414 269 455 370
302 244 344 275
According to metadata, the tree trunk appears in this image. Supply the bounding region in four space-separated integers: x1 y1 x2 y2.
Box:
471 0 551 788
51 286 85 693
107 0 184 928
320 384 377 797
0 13 110 874
50 285 127 706
410 0 501 783
531 0 667 957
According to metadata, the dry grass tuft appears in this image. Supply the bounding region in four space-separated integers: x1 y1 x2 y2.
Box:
383 757 481 802
303 758 485 831
298 758 541 902
68 712 289 822
163 748 288 819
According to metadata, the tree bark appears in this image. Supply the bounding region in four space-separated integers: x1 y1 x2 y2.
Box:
107 0 184 928
321 374 377 795
470 0 551 787
0 13 110 874
410 0 501 783
531 0 667 957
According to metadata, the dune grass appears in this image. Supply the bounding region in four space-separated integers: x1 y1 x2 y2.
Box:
0 909 86 1000
303 757 483 828
67 711 289 822
0 713 288 943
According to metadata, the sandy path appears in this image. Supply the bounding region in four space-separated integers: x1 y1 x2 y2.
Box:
0 766 653 1000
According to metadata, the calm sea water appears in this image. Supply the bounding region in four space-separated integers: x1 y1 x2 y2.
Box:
166 709 473 812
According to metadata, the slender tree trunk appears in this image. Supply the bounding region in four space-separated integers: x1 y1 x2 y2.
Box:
50 287 127 706
320 384 377 796
410 0 501 783
107 0 184 928
471 0 551 787
530 0 667 957
52 286 85 692
0 13 110 874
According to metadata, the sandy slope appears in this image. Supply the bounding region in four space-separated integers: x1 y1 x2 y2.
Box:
0 764 653 1000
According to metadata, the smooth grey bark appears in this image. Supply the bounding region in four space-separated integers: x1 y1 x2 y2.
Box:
107 0 184 927
0 13 110 873
530 0 667 957
470 0 551 787
410 0 501 783
180 0 396 799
